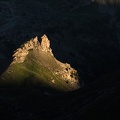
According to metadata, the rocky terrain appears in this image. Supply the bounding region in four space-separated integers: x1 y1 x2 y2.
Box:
0 34 80 91
12 35 53 63
1 0 120 84
0 0 120 119
0 70 120 120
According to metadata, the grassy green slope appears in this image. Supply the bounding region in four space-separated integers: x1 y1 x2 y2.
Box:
0 49 74 91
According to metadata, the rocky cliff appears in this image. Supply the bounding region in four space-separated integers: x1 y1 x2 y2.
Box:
12 34 53 63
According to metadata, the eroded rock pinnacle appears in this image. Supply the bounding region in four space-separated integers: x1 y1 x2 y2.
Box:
12 34 53 63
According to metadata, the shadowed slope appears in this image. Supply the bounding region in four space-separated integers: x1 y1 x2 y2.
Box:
0 70 120 120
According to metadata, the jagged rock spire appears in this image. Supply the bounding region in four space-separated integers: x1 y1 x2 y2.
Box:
41 34 53 56
41 34 50 52
12 34 53 63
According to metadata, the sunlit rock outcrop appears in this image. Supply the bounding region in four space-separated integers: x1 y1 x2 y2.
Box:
41 34 53 56
12 35 53 63
2 34 80 91
55 63 79 87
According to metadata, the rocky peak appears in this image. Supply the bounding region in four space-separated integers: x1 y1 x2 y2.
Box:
40 34 53 55
11 34 81 90
12 34 53 63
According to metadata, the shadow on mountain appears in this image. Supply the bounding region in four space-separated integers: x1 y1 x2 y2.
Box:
0 1 120 84
0 67 120 120
0 0 120 119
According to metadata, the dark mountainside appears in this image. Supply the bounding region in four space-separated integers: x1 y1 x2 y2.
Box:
0 0 120 119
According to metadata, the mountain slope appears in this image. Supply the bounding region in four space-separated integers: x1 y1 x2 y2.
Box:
0 35 80 91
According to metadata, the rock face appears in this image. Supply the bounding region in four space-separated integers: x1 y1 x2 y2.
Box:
11 34 80 90
55 63 79 87
41 34 53 55
12 35 53 63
